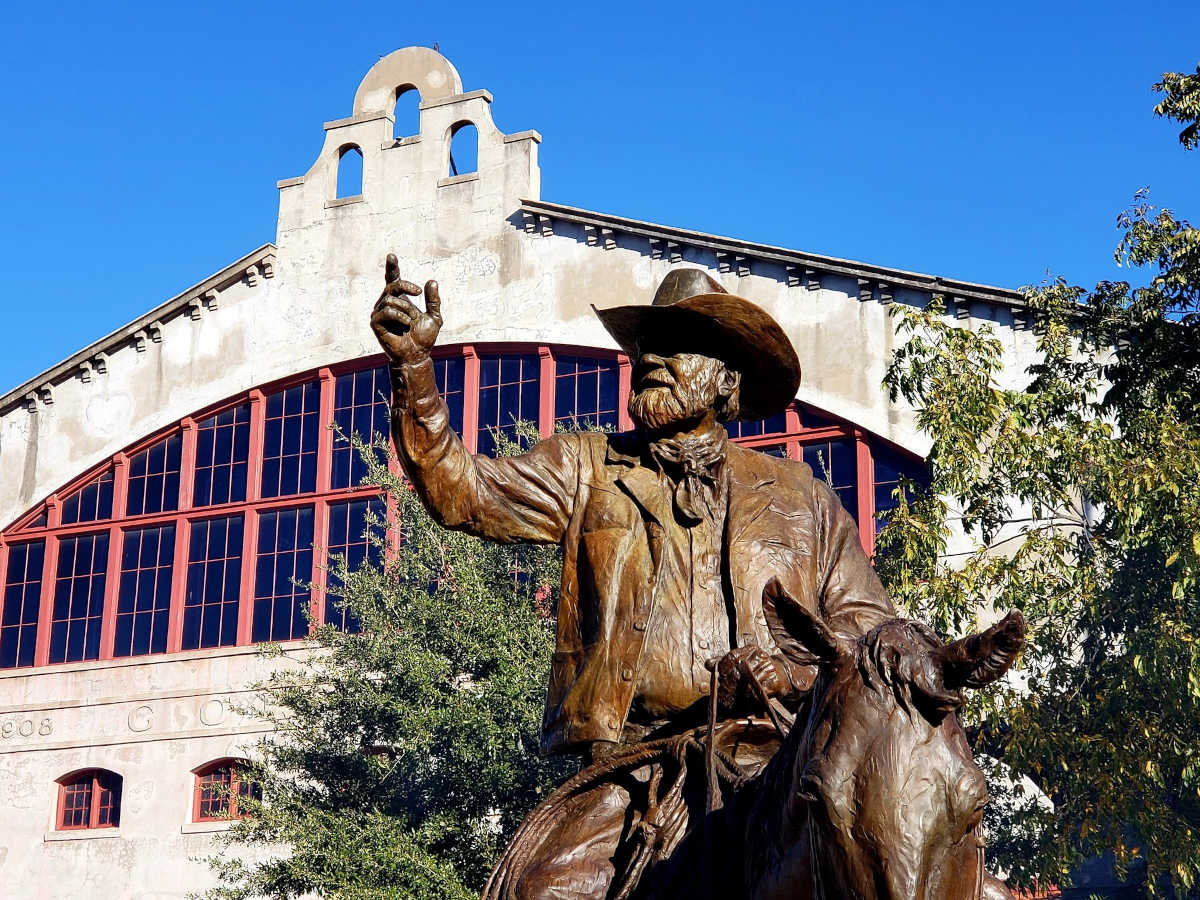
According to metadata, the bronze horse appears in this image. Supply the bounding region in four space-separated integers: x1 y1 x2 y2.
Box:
485 581 1025 900
738 581 1025 900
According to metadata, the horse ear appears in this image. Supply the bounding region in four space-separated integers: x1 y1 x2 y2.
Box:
938 610 1027 690
761 579 845 665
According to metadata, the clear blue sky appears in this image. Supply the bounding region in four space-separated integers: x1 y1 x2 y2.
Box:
1 0 1196 395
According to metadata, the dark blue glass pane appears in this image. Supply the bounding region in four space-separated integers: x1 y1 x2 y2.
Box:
480 357 498 387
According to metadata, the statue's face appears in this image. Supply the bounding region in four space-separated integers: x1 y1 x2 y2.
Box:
628 352 737 432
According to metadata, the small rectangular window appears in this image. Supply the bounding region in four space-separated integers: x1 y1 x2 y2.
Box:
193 404 251 507
477 353 539 456
433 355 465 436
49 533 109 663
803 439 858 524
1 541 45 669
252 507 314 642
325 497 385 632
261 382 319 498
554 356 619 431
113 525 175 658
331 367 390 490
183 516 243 650
60 469 114 525
126 434 182 516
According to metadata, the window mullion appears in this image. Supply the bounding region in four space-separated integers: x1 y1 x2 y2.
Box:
310 500 329 631
166 515 191 654
462 346 480 454
89 773 100 829
33 520 59 668
236 392 266 646
537 346 554 439
617 354 632 431
178 419 198 511
316 369 335 494
853 429 874 557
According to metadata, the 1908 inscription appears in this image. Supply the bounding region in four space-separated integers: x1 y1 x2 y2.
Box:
0 717 53 739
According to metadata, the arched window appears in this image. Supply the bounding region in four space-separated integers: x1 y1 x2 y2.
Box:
447 122 478 176
335 145 363 199
57 769 121 829
193 759 260 821
0 343 925 673
393 85 419 140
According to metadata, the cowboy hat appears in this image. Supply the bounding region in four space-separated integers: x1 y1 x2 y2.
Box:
593 269 801 421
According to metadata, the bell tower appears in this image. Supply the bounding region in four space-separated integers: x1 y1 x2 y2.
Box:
273 46 542 286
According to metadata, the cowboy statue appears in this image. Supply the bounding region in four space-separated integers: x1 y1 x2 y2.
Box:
371 259 1023 900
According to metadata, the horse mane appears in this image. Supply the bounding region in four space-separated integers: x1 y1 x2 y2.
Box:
856 619 964 721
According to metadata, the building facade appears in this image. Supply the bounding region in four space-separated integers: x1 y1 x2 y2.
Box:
0 47 1039 898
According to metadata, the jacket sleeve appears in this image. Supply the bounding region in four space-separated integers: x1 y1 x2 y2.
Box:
388 357 579 545
812 476 896 637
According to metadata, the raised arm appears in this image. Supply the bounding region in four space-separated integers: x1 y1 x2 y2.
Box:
371 255 577 544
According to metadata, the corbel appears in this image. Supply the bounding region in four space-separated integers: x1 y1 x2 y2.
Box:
716 251 732 274
538 215 553 237
77 361 94 384
203 289 219 310
735 255 750 278
857 279 873 303
785 264 802 288
878 281 894 305
148 322 163 343
649 238 664 260
601 227 615 250
133 330 147 353
186 298 203 321
92 352 108 374
584 225 599 247
951 296 971 320
259 260 275 279
23 392 38 413
244 266 259 287
521 210 537 234
805 268 820 291
667 241 682 264
37 386 53 406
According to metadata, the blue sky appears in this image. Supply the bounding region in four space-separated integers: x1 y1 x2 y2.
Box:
0 0 1196 395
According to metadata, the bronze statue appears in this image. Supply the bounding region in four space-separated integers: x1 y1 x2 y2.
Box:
371 258 1024 899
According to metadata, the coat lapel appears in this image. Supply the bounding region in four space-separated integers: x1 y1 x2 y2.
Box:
725 446 778 644
726 446 776 546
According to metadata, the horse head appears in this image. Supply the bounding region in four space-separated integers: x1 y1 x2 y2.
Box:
760 581 1025 900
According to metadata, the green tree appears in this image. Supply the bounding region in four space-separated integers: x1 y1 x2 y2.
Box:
876 64 1200 896
1155 63 1200 151
199 428 575 900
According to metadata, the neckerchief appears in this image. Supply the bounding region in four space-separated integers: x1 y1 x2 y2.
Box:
649 429 729 525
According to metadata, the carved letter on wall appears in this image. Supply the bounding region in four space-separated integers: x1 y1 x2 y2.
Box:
127 705 154 733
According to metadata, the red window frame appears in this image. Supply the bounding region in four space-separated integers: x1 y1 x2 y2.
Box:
192 758 258 822
0 343 924 672
56 769 121 830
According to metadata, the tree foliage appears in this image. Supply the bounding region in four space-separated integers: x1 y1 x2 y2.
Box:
876 70 1200 895
199 429 575 900
1155 64 1200 151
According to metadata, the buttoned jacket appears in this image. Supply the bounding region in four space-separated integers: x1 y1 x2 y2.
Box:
391 358 896 755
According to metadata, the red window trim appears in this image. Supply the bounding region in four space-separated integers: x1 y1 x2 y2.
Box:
0 343 924 672
192 758 256 822
55 768 121 830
